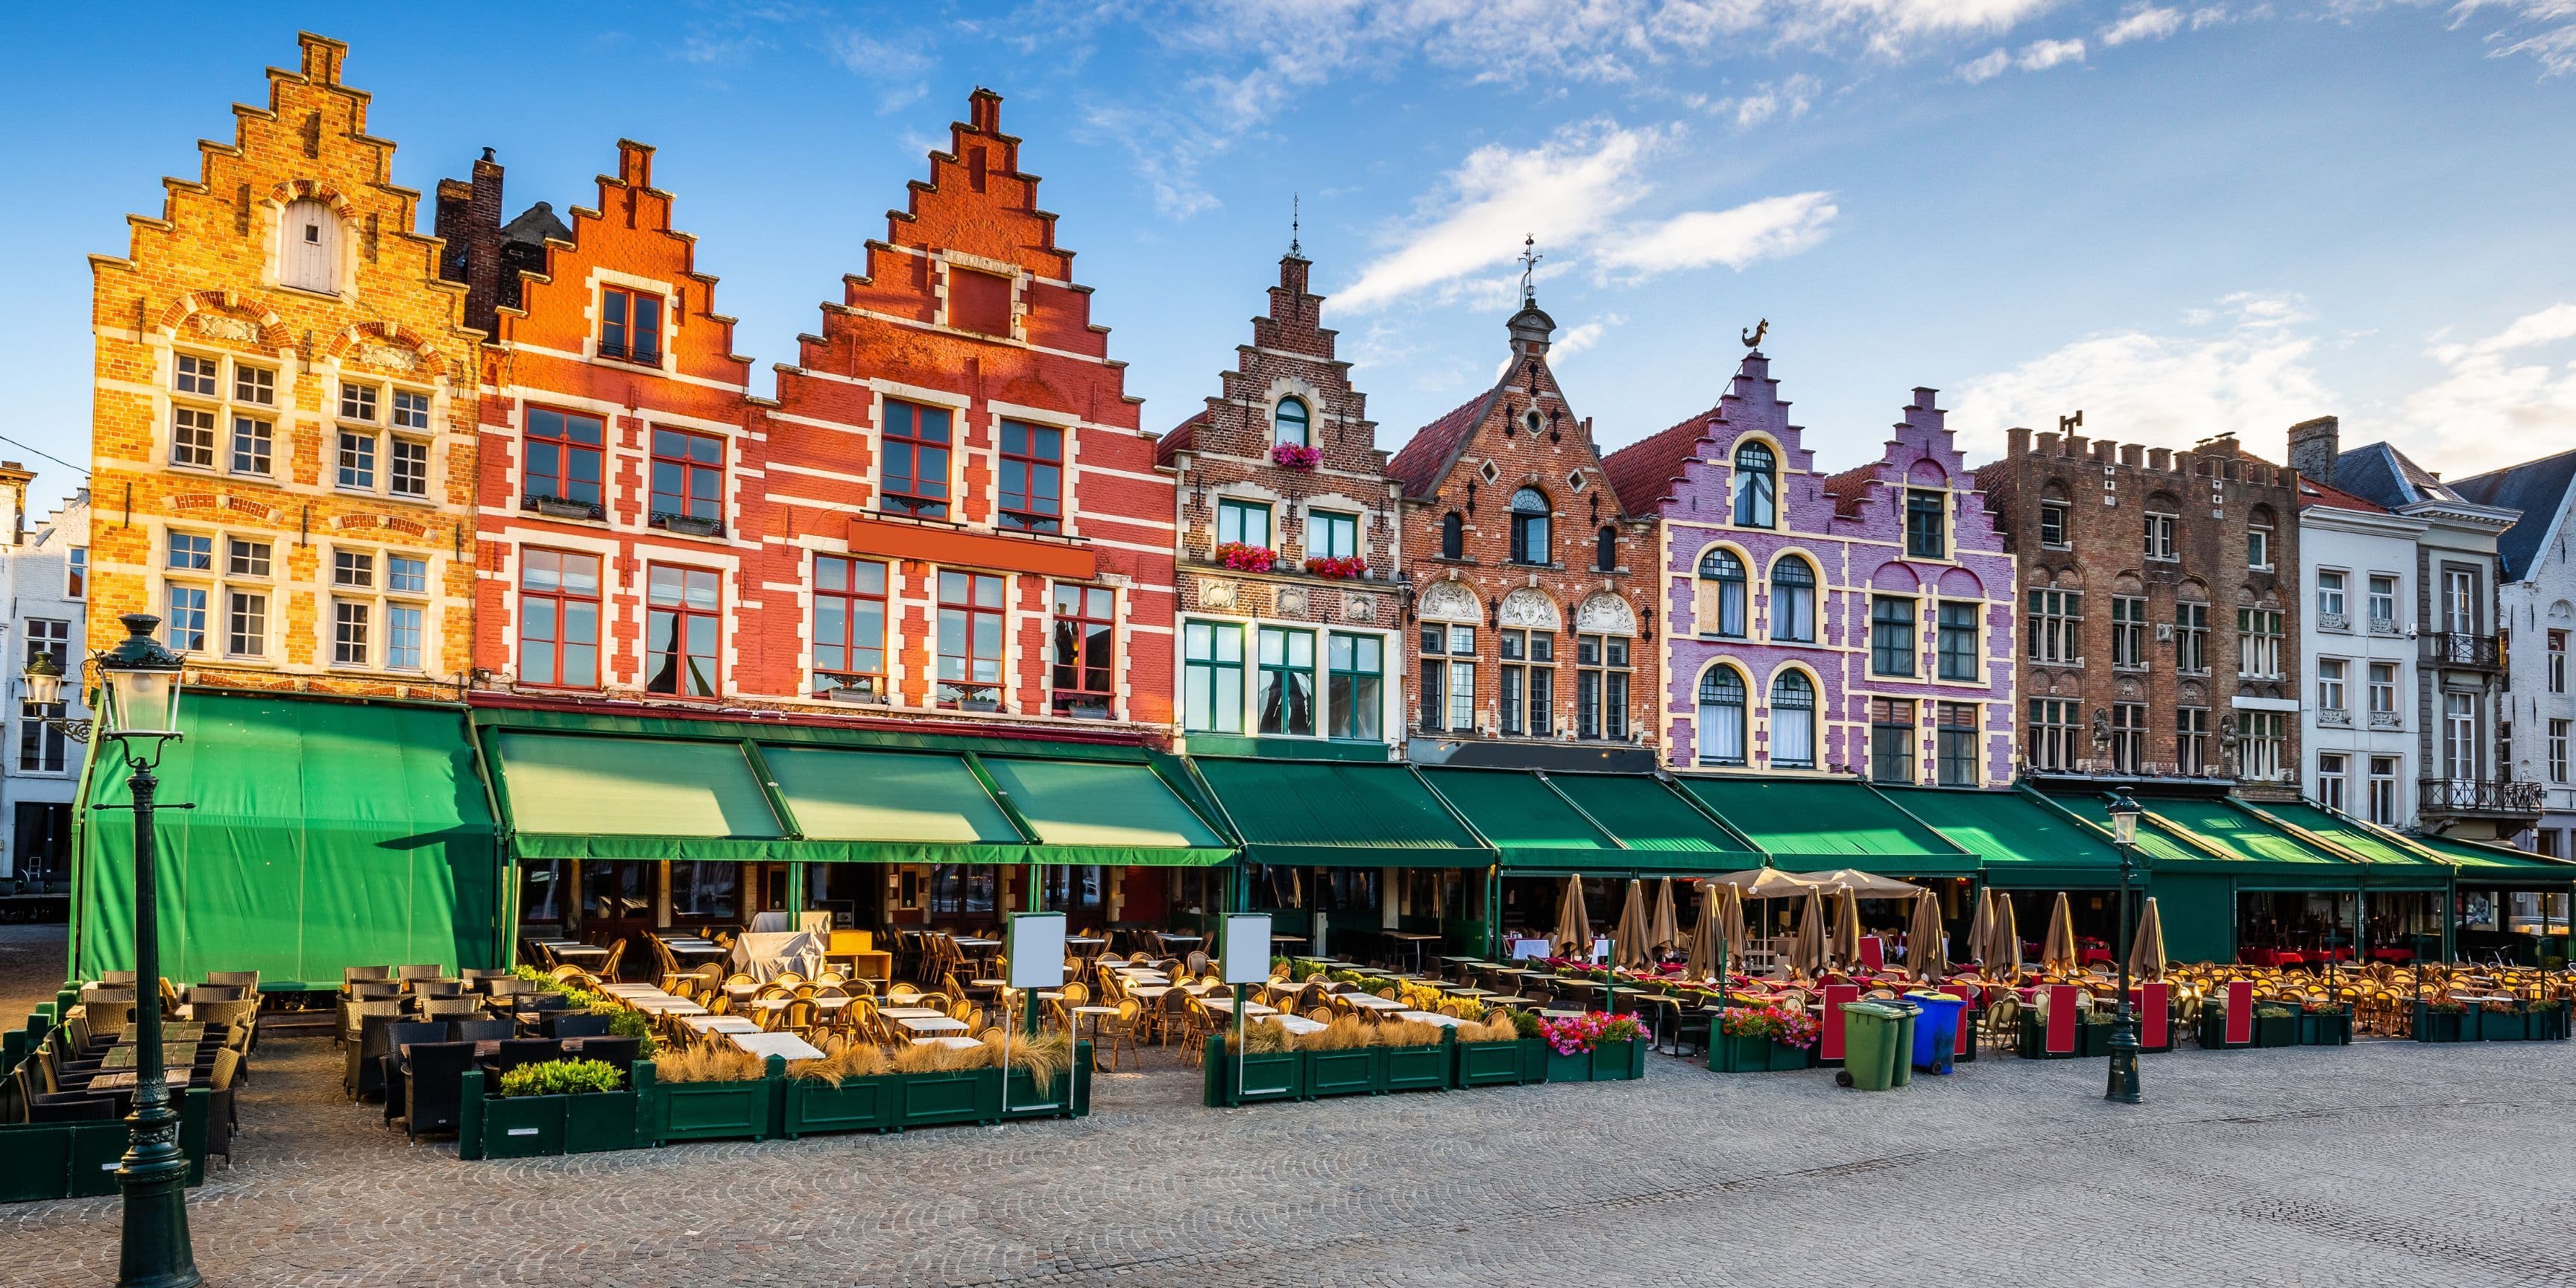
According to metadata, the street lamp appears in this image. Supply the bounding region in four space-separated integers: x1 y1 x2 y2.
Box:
2104 789 2144 1105
42 613 200 1288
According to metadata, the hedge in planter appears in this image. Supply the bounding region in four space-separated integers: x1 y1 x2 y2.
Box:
458 1060 642 1160
0 1088 213 1202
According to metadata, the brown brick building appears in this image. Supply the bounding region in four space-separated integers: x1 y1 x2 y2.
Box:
87 34 484 696
1974 428 2302 795
1389 288 1658 770
1156 249 1404 755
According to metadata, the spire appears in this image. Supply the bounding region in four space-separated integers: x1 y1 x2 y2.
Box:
1518 234 1541 306
1289 194 1301 259
1506 233 1555 352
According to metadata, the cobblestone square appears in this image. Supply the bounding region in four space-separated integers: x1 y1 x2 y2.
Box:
4 928 2572 1287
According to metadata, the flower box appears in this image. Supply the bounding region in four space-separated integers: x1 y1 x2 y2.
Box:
2296 1008 2353 1046
2251 1010 2299 1049
1709 1033 1810 1073
1213 542 1277 572
651 511 724 538
1383 1039 1452 1093
786 1074 900 1136
1303 555 1368 580
894 1070 991 1128
1453 1038 1539 1087
525 495 603 521
2413 1004 2465 1043
1270 443 1321 470
1543 1037 1650 1082
2077 1018 2114 1057
1306 1047 1384 1096
637 1057 780 1145
2480 1008 2530 1042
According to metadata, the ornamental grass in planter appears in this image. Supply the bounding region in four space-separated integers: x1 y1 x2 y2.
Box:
640 1046 777 1145
1206 1015 1459 1104
1454 1011 1543 1087
783 1032 1086 1134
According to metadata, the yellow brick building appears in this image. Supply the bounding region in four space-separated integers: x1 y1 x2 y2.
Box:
87 33 479 698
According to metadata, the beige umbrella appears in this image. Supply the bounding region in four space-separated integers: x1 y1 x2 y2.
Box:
1790 888 1828 979
1650 878 1680 955
1965 887 1997 968
2128 896 2168 981
1717 883 1749 979
1906 891 1948 981
1798 868 1925 899
1685 882 1717 979
1828 888 1863 972
1611 880 1652 969
2042 891 2080 974
1992 892 2024 978
1553 875 1593 961
1711 867 1822 899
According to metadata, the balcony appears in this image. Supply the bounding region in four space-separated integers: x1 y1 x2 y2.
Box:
2318 709 2353 729
2418 777 2545 824
2423 631 2503 670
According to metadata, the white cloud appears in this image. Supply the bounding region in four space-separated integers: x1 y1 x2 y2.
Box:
2399 303 2576 472
1553 315 1627 362
2452 0 2576 76
1597 192 1841 275
1947 294 2335 458
1955 47 2012 79
2100 4 2183 42
824 32 935 113
1708 73 1824 128
2016 35 2088 66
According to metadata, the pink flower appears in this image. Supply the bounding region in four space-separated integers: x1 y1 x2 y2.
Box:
1270 443 1322 470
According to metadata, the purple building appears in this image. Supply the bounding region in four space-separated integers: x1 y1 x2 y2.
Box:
1603 349 2018 785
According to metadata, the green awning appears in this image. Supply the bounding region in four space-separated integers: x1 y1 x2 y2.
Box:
1418 768 1620 871
1675 777 1978 877
2408 830 2576 886
2042 791 2220 872
77 693 502 985
2129 795 2362 883
1192 757 1489 868
1884 787 2127 887
761 745 1024 862
2240 802 2452 886
496 732 784 860
1545 772 1761 871
976 755 1231 865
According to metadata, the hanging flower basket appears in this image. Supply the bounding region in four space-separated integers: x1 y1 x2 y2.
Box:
1303 555 1368 579
1213 542 1277 572
1270 443 1322 470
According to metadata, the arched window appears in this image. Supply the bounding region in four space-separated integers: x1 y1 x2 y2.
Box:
1770 556 1816 643
1732 441 1776 528
1439 512 1463 560
280 198 341 294
1696 549 1746 638
1698 666 1747 765
1595 525 1617 572
1509 488 1550 565
1770 672 1817 768
1273 397 1310 448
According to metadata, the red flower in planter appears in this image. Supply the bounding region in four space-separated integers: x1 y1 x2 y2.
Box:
1302 555 1368 579
1270 443 1322 470
1213 541 1277 572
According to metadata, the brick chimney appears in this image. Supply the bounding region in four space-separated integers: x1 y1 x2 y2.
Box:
2287 416 2340 485
435 148 508 336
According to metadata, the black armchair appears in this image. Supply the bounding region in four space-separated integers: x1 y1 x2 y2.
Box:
397 1041 476 1140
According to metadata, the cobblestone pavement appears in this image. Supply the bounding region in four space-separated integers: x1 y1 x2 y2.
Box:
4 926 2572 1288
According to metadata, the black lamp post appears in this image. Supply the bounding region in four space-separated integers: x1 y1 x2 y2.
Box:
32 613 200 1287
2104 789 2143 1105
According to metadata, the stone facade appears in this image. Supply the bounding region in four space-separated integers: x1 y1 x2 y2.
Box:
2455 449 2576 855
1976 428 2302 796
87 34 481 698
1606 351 2016 785
1157 251 1404 754
1388 294 1657 768
1 481 87 888
2292 461 2425 829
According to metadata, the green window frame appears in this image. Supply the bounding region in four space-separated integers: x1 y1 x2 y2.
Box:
1217 498 1272 549
1871 596 1916 677
1326 631 1383 742
1256 625 1316 736
1936 600 1980 681
1184 620 1243 733
1309 510 1359 561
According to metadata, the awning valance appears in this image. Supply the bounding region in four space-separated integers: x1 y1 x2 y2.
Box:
1190 757 1489 868
1416 767 1620 871
1674 777 1978 877
1884 786 2127 887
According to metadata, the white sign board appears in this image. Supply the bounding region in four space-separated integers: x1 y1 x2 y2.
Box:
1219 913 1273 985
1005 912 1067 990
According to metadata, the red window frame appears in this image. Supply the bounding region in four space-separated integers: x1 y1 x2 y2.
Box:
650 427 725 525
645 564 722 697
936 570 1005 710
1051 584 1115 719
880 399 953 520
523 407 604 511
998 420 1063 533
518 548 601 689
812 555 888 695
599 285 663 364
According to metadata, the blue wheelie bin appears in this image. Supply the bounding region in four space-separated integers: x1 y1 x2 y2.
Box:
1904 991 1963 1075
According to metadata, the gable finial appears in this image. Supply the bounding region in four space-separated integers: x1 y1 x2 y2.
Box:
1518 235 1541 305
1740 318 1768 350
1290 194 1301 257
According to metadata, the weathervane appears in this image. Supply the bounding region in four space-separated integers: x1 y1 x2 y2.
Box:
1518 235 1541 305
1290 194 1301 257
1741 318 1768 350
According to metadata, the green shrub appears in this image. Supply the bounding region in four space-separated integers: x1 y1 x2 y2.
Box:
1507 1007 1541 1040
587 1003 659 1056
497 1058 625 1098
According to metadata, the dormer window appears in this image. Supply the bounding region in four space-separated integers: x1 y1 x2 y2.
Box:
1508 487 1551 566
1732 442 1776 528
280 198 339 293
600 286 663 364
1273 397 1310 448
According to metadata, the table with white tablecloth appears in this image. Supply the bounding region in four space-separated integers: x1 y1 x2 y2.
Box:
731 930 823 981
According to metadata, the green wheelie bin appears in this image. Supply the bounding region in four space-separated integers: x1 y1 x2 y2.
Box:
1836 1001 1919 1091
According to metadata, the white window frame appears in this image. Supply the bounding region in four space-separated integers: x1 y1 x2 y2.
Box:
322 543 435 673
2144 511 2178 562
333 376 436 501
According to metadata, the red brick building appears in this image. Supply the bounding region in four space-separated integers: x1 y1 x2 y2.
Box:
1157 248 1405 756
1389 288 1658 770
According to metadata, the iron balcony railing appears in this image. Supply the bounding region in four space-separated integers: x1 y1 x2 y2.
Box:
2418 777 2545 817
2423 631 2503 669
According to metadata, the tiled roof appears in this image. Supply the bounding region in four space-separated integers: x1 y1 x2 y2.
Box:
2454 447 2576 581
1386 388 1497 499
1154 410 1204 467
1819 463 1877 520
2294 473 2389 514
1600 407 1716 517
2334 441 2463 510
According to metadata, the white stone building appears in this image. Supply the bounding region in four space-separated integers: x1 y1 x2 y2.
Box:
0 473 89 894
2453 449 2576 857
2295 470 2424 827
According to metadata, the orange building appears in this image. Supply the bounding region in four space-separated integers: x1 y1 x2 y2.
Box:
86 34 482 695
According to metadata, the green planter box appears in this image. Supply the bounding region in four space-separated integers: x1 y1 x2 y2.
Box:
2251 1011 2299 1048
1453 1038 1538 1087
2479 1008 2531 1041
1202 1040 1305 1106
464 1075 564 1160
2413 1005 2466 1043
2296 1009 2353 1046
997 1046 1090 1120
1544 1037 1650 1082
893 1070 991 1128
638 1058 781 1145
1708 1033 1810 1073
787 1044 1091 1135
2077 1020 2113 1057
786 1074 899 1136
2542 1000 2573 1041
1306 1047 1385 1097
566 1086 640 1152
0 1097 206 1205
1383 1038 1452 1093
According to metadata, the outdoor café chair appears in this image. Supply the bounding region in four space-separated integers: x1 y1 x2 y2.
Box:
192 997 258 1029
342 966 391 990
377 1020 445 1114
449 1018 514 1044
490 1038 561 1076
543 1011 610 1039
579 1036 640 1070
347 1012 412 1101
396 964 444 983
392 1041 475 1141
204 970 260 991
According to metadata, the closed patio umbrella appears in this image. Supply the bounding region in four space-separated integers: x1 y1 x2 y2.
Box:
1908 890 1949 982
1828 888 1863 972
2129 896 2168 981
1611 880 1652 969
1553 875 1593 962
1650 878 1680 956
1790 889 1828 979
1992 892 2024 978
1718 883 1748 980
2042 891 2079 974
1965 887 1997 967
1685 882 1717 979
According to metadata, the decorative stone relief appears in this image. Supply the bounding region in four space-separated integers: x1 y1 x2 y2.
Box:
356 342 418 372
1497 587 1561 630
1200 578 1239 610
1278 587 1307 616
1573 592 1635 635
193 314 259 343
1343 593 1375 622
1418 579 1480 622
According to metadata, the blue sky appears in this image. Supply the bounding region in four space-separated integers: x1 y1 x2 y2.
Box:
8 1 2575 514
